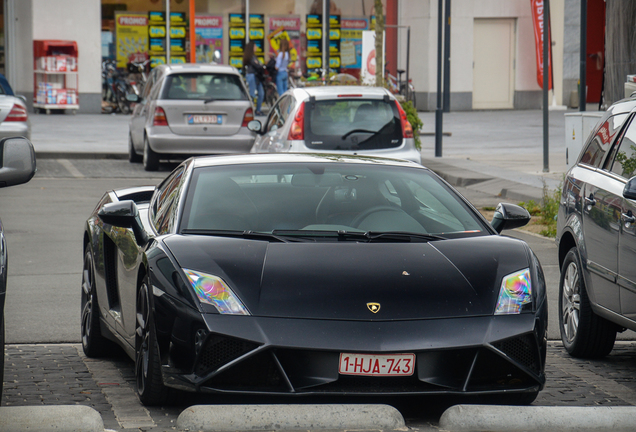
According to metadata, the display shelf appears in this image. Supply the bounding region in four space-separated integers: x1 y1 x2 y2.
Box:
33 40 79 114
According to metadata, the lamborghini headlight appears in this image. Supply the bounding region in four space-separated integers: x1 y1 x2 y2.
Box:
494 268 532 315
183 269 250 315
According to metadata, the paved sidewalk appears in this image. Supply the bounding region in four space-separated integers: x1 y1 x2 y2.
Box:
29 108 579 203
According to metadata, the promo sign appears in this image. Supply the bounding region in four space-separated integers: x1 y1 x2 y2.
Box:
360 30 384 85
250 14 265 64
268 16 301 64
229 13 245 69
341 17 368 69
115 12 149 68
305 14 322 71
195 15 223 63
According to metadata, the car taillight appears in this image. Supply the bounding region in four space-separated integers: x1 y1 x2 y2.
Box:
396 102 413 139
153 107 168 126
5 104 27 122
242 107 254 127
288 102 305 140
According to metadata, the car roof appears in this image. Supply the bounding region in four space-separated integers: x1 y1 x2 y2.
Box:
156 63 240 76
190 153 423 169
294 86 392 100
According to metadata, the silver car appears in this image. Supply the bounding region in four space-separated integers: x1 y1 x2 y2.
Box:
128 64 255 171
249 86 421 164
0 74 30 140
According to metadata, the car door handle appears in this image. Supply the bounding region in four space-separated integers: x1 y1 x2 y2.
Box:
622 212 636 224
585 196 596 207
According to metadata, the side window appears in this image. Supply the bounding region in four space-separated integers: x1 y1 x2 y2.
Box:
265 97 285 131
151 167 185 234
148 78 164 101
142 69 158 98
610 117 636 178
580 113 628 168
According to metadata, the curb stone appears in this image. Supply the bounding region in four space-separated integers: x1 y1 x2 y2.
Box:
0 405 104 432
176 404 407 432
438 405 636 432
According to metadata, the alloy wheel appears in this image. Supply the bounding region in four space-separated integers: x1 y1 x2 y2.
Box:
561 260 581 343
136 282 150 395
80 252 95 349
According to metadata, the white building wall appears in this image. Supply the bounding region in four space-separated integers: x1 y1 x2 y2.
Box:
31 0 102 113
399 0 556 110
8 0 101 113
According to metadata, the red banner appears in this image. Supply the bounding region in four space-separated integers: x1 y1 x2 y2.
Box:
530 0 553 90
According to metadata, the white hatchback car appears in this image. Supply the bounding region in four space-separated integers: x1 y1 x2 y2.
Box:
249 86 421 164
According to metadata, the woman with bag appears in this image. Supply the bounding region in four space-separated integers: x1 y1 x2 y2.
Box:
275 39 291 95
243 41 265 116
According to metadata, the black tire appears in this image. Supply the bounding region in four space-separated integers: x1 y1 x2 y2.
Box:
143 136 160 172
81 248 112 357
129 133 142 163
135 276 168 406
559 247 617 358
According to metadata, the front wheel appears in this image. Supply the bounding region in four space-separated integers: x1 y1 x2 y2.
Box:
81 248 112 357
559 247 617 358
135 277 168 405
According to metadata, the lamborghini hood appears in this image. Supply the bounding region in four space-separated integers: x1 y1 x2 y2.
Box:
164 235 531 320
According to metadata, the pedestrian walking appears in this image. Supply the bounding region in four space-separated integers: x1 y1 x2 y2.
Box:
243 41 265 116
275 39 291 95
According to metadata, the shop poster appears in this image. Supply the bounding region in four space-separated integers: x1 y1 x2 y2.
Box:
250 14 265 64
361 30 384 85
195 15 223 63
268 16 301 64
228 13 246 69
340 17 368 69
115 12 149 68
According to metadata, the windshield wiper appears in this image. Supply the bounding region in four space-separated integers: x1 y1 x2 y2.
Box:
271 229 445 242
181 229 297 243
341 129 378 140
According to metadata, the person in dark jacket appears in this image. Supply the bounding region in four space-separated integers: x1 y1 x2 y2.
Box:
243 41 264 116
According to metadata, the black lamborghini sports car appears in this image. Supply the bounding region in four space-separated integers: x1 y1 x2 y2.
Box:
82 153 547 405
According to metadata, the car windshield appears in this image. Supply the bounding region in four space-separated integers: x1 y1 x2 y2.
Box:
179 162 489 239
163 73 248 101
304 99 403 150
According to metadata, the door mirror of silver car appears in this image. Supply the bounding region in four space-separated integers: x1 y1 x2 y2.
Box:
0 137 37 188
98 200 148 245
623 176 636 200
247 120 262 133
490 202 531 234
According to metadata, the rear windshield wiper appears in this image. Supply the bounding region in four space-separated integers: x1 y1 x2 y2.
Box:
341 129 378 140
181 229 298 243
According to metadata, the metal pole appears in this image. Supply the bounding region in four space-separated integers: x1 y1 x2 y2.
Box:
443 0 451 112
543 0 549 172
580 0 587 112
406 26 410 103
246 0 250 46
322 0 327 81
166 0 171 63
435 0 443 157
189 0 195 63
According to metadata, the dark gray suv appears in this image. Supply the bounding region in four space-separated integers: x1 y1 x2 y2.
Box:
557 97 636 358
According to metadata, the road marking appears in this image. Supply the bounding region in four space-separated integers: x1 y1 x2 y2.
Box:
57 159 84 178
76 346 156 429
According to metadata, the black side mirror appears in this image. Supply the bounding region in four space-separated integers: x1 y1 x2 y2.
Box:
0 137 37 188
624 176 636 200
98 200 148 245
247 120 262 133
491 202 531 234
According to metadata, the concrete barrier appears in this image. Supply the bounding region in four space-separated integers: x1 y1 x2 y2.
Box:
176 404 406 431
0 405 104 432
439 405 636 432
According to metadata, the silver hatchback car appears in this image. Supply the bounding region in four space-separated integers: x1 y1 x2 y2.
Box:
249 86 421 164
128 64 255 171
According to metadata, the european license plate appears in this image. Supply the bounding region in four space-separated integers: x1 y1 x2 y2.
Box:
188 114 222 124
338 353 415 376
